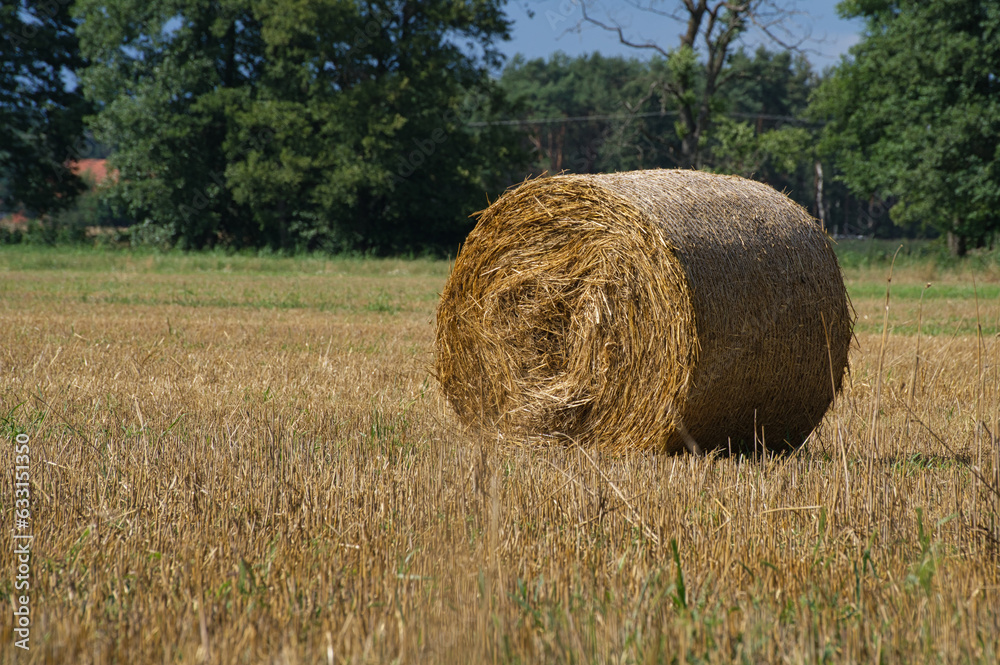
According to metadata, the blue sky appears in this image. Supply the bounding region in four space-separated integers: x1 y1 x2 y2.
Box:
497 0 865 72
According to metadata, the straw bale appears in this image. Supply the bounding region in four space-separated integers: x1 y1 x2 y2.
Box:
435 169 853 453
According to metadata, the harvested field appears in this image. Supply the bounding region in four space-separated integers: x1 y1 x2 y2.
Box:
0 247 997 664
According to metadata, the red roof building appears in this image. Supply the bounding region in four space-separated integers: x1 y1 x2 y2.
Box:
1 159 115 228
69 158 114 185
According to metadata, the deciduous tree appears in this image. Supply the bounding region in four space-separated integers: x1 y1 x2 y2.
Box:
811 0 1000 254
76 0 519 252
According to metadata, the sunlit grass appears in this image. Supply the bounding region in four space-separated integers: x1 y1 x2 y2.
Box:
0 245 997 664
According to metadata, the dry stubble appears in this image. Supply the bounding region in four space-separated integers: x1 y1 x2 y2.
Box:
0 251 997 664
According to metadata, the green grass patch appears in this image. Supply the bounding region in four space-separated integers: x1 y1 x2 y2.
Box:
4 244 999 333
0 245 451 277
846 282 1000 301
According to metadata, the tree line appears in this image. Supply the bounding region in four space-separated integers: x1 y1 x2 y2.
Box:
2 0 998 255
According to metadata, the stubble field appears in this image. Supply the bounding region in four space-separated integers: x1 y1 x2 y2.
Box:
0 245 998 663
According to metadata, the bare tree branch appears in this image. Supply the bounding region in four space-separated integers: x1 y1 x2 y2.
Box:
579 3 671 58
577 0 810 168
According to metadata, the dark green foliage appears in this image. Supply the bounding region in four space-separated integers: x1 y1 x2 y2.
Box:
812 0 1000 253
74 0 265 248
725 46 814 120
500 52 653 173
75 0 521 253
0 0 93 216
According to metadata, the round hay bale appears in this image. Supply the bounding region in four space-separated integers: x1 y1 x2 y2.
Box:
435 169 853 453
